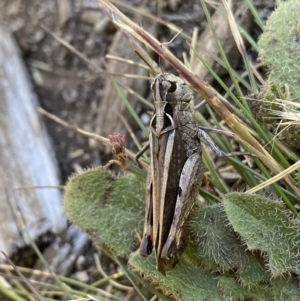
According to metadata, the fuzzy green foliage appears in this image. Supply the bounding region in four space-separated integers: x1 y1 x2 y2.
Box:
216 276 273 301
248 83 287 124
189 204 269 286
249 0 300 149
223 193 300 277
64 169 300 300
271 277 300 301
258 0 300 101
129 254 224 301
64 167 144 255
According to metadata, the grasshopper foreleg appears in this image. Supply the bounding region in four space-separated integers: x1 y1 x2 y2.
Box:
135 141 150 168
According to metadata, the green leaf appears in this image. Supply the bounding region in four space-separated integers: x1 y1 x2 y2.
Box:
223 193 300 276
217 276 273 301
258 0 300 102
129 253 225 301
190 204 268 286
64 167 145 255
271 277 300 301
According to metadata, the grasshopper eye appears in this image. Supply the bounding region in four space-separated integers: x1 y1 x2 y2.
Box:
167 81 177 93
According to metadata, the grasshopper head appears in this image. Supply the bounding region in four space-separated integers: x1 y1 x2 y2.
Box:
151 73 193 104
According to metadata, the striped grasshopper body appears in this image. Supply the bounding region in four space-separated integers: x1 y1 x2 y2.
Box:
139 74 206 274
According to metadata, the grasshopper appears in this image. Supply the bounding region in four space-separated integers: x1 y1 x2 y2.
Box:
137 73 243 274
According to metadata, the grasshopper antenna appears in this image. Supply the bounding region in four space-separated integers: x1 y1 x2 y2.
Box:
159 29 182 75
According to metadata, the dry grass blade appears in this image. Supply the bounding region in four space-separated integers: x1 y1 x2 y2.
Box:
1 252 44 301
106 54 150 70
94 254 133 292
14 185 65 190
222 0 257 91
40 23 152 81
247 159 300 194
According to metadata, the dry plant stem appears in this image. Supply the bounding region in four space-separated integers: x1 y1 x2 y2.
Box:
97 0 300 198
247 159 300 194
110 0 187 38
40 24 151 81
0 264 115 299
114 25 161 75
93 254 132 291
38 108 148 170
117 112 141 148
222 0 257 91
1 252 44 301
104 159 125 169
15 185 65 190
40 24 100 71
106 54 149 69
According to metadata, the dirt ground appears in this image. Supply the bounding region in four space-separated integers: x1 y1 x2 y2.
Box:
0 0 275 299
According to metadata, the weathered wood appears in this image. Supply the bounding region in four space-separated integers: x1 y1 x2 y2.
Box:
0 26 66 259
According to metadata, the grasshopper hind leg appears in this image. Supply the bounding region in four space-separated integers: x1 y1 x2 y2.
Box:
161 152 204 262
140 198 153 256
140 173 154 257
